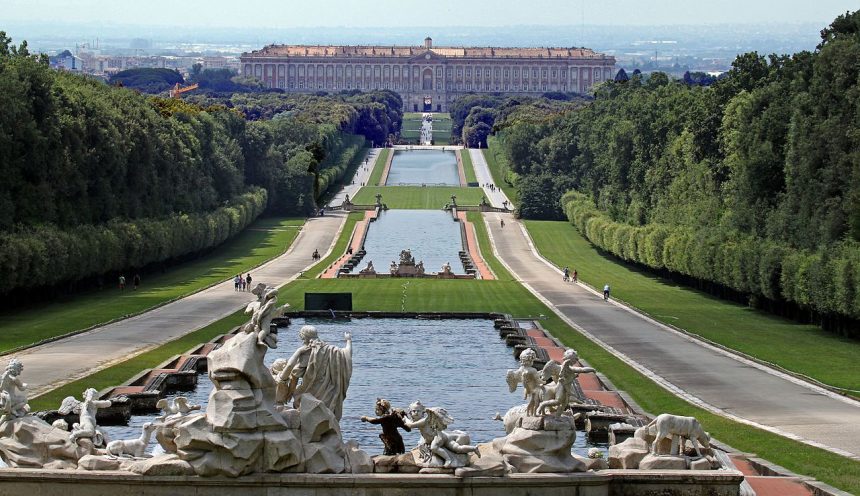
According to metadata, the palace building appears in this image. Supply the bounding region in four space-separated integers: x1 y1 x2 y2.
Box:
240 37 615 112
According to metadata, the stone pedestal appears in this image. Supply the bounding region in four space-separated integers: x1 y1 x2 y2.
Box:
0 416 79 469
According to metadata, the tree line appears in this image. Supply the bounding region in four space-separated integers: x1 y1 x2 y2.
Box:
453 11 860 335
0 33 402 297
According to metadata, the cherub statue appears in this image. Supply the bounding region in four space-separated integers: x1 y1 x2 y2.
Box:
404 400 480 468
360 398 411 455
390 260 398 274
0 358 30 422
440 262 452 275
416 261 425 275
537 349 595 416
506 348 542 417
63 388 112 446
242 283 288 348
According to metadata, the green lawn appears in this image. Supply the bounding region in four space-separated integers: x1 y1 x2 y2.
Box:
524 220 860 393
483 136 519 204
353 186 484 209
27 208 860 493
461 149 478 184
0 217 304 354
367 148 390 187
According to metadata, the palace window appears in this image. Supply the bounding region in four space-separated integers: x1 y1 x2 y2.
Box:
457 68 462 77
551 69 557 78
299 81 304 89
495 68 500 78
485 69 491 77
504 69 509 77
542 69 547 78
466 68 471 77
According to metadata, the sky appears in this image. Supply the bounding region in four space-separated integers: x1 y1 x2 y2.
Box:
2 0 857 28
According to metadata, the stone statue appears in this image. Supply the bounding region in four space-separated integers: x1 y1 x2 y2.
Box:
106 422 157 458
0 358 29 422
506 348 542 417
416 261 425 275
242 283 288 348
404 400 480 468
64 388 112 447
275 325 353 420
390 260 397 274
440 262 453 275
156 397 201 421
643 414 710 457
537 349 594 416
399 249 414 264
360 398 411 455
359 261 376 274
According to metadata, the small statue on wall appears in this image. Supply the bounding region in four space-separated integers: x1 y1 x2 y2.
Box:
0 358 30 423
360 398 411 455
537 349 595 416
404 400 480 468
506 348 542 417
61 388 112 447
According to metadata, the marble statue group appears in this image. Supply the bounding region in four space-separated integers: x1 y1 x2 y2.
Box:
0 288 715 477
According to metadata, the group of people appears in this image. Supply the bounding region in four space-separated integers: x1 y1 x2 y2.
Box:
562 266 578 283
562 266 611 301
482 183 497 192
118 274 141 291
233 273 253 292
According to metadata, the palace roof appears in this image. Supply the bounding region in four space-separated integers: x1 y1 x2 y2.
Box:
243 44 610 60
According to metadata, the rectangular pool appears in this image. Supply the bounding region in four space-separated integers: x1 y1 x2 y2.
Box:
361 209 463 274
386 150 459 186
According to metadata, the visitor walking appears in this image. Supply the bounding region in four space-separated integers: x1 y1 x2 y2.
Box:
118 275 126 291
312 249 320 261
133 274 141 290
572 269 578 283
603 284 611 301
500 219 505 228
234 275 241 292
246 273 252 289
563 266 570 282
240 275 246 292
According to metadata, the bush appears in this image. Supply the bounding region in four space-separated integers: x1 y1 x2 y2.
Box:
0 189 267 294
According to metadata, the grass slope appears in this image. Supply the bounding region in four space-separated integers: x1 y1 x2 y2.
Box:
483 136 519 204
461 149 478 184
524 220 860 393
353 186 484 209
0 217 303 354
367 148 390 187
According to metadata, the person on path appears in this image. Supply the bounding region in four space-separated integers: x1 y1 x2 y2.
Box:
133 274 141 290
563 266 570 282
572 269 578 283
118 275 126 291
603 284 610 301
246 273 252 289
234 275 241 292
500 219 505 228
240 276 246 292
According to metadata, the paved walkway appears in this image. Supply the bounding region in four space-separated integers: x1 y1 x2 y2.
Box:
468 148 860 460
469 149 512 209
11 146 384 398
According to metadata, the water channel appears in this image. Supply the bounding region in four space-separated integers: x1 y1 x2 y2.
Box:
385 149 459 185
361 209 463 274
102 318 604 456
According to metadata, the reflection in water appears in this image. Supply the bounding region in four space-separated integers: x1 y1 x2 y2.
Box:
386 150 459 185
361 210 463 274
102 318 605 456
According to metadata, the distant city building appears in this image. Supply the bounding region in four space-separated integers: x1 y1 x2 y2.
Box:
50 50 84 72
241 37 616 112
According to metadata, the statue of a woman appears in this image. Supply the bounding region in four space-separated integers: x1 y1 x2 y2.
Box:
275 325 352 420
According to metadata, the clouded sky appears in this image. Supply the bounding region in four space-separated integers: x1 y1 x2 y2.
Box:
3 0 857 27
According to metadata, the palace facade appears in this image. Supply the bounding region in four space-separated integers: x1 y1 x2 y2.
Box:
240 38 615 112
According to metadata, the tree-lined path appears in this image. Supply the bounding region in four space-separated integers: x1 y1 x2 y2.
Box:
469 150 860 460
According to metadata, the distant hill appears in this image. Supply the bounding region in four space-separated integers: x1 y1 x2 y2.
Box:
109 68 183 93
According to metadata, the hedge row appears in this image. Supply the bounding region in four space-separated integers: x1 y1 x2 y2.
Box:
316 134 367 199
0 188 267 294
563 191 860 321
